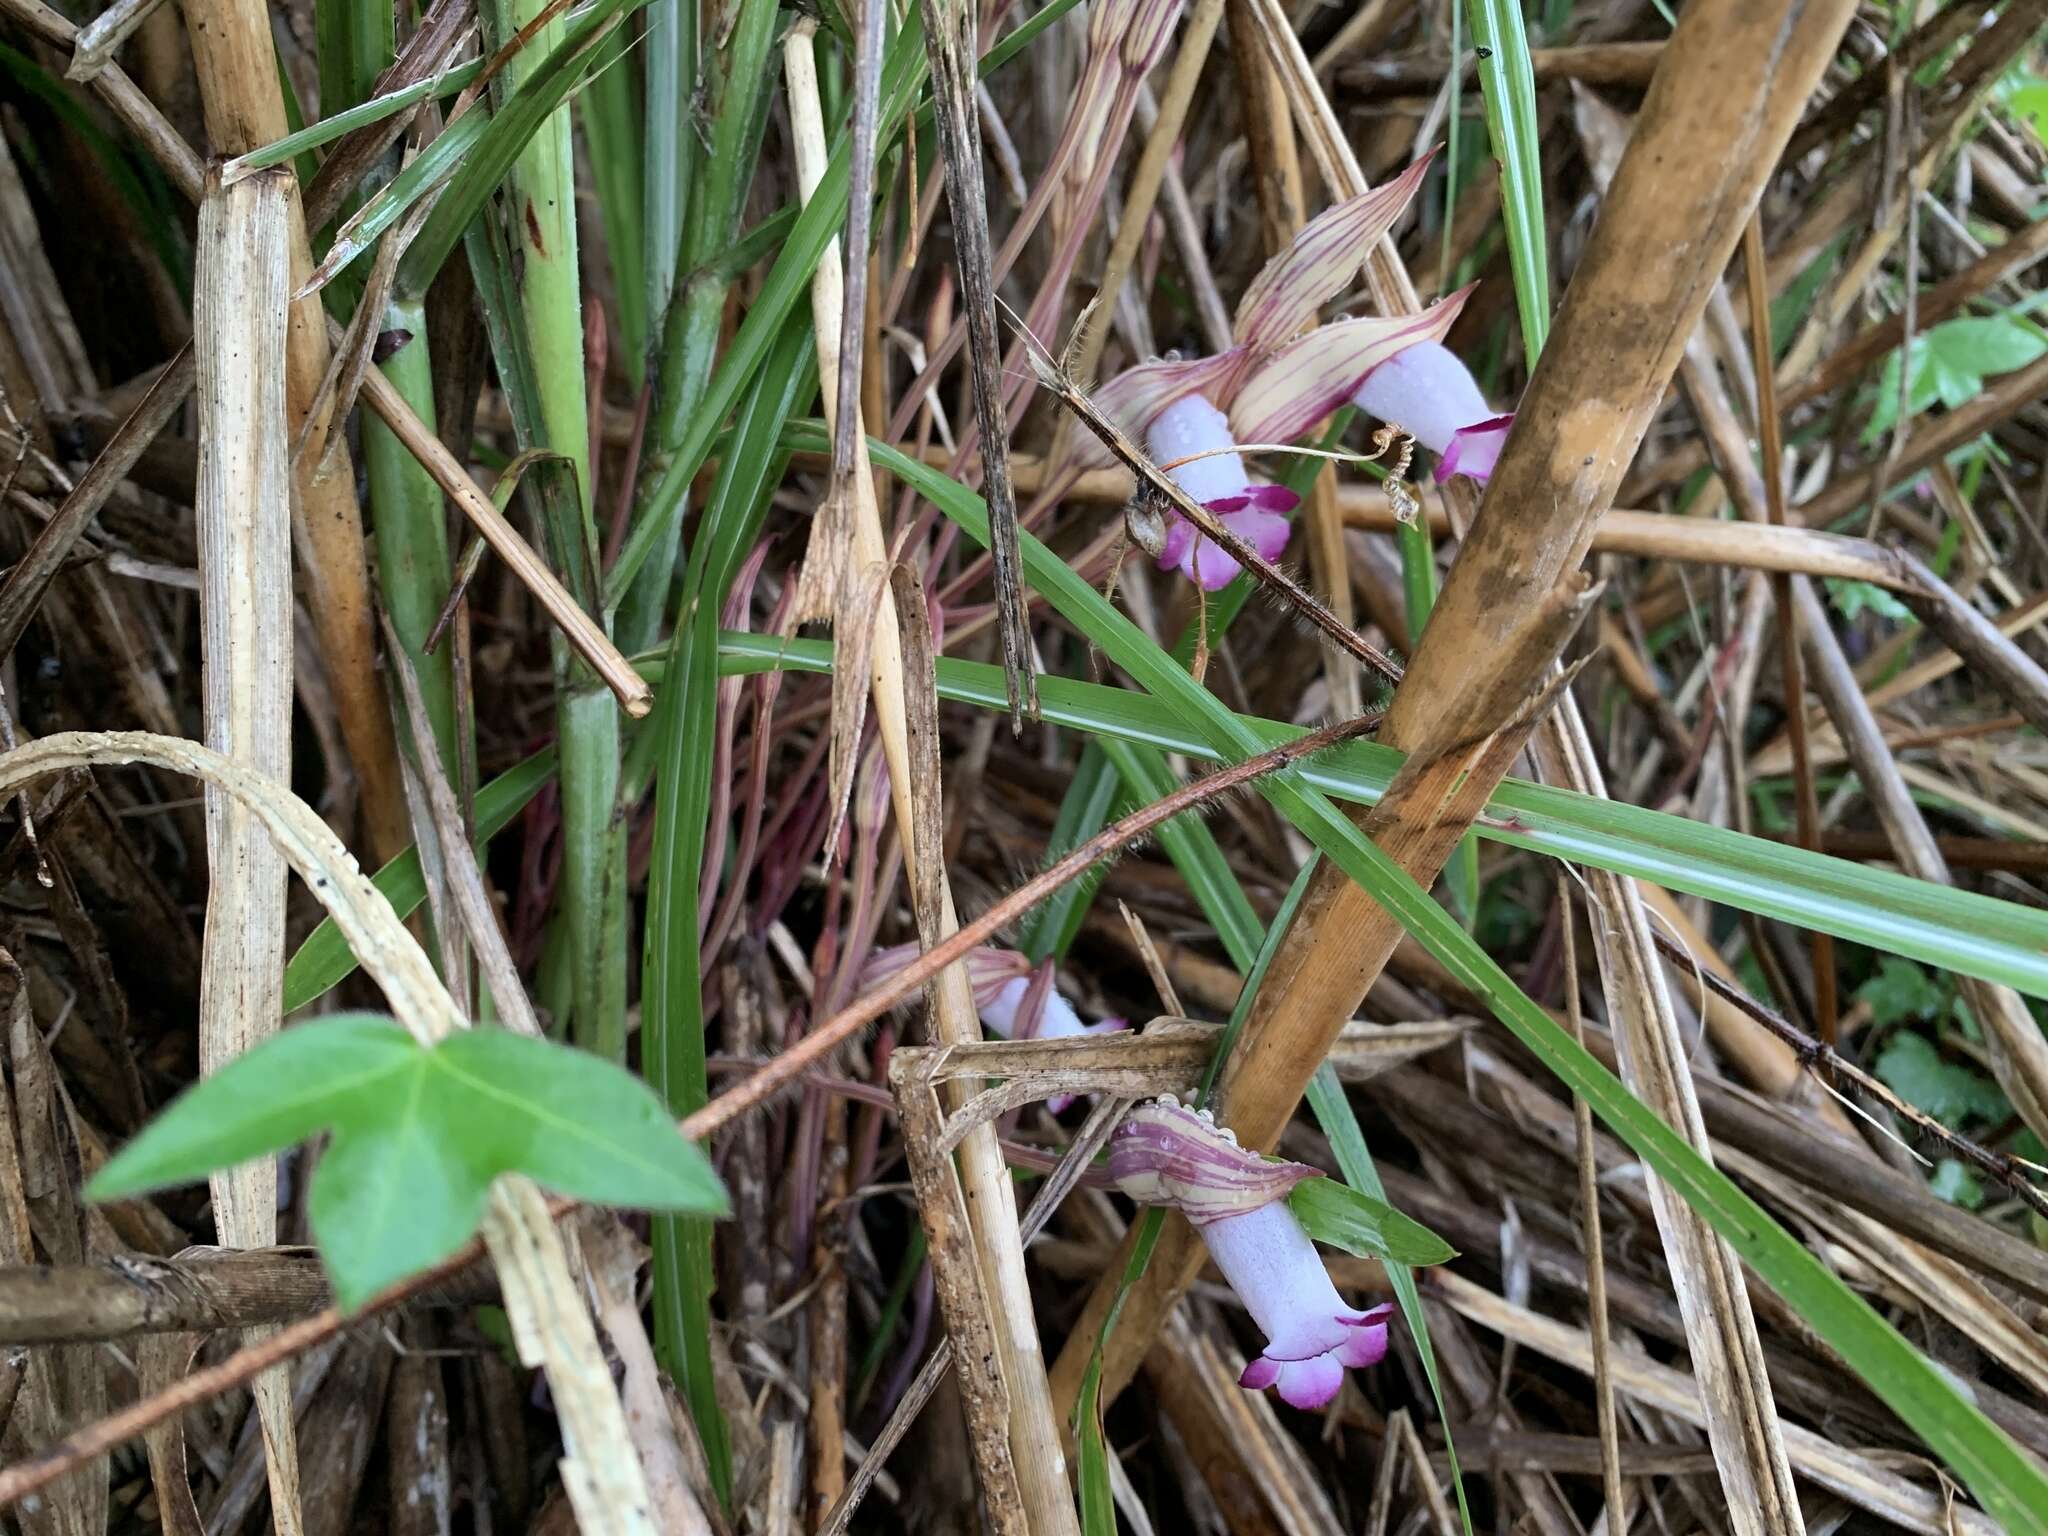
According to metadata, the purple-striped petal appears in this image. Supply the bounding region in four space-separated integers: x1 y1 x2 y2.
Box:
1232 155 1434 353
1108 1100 1320 1223
1071 350 1249 469
1230 287 1472 447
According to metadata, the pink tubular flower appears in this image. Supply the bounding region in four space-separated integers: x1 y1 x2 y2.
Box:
1067 156 1489 586
859 944 1127 1112
1109 1100 1394 1409
1351 339 1514 485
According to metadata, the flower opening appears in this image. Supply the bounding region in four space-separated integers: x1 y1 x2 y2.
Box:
1351 340 1514 484
1146 394 1300 590
1109 1100 1393 1408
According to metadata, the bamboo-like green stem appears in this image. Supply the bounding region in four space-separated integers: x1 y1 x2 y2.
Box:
363 301 459 777
479 0 621 1062
615 0 780 655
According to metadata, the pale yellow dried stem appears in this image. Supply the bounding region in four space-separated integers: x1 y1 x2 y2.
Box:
782 28 1076 1533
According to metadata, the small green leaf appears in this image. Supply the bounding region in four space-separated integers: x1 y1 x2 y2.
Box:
1875 1033 2010 1128
87 1015 417 1201
310 1085 484 1309
89 1016 727 1310
1825 578 1914 625
1289 1174 1457 1267
434 1029 730 1214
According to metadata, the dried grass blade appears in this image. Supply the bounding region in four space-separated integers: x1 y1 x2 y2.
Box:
912 0 1034 722
192 165 304 1536
782 30 1076 1529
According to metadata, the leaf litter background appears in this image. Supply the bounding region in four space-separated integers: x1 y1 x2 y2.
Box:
0 0 2044 1530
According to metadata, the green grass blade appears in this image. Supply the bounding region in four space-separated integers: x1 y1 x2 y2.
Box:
1019 742 1120 964
579 26 647 373
643 312 819 1505
1465 0 1549 358
1308 1064 1473 1531
282 748 557 1012
616 0 782 653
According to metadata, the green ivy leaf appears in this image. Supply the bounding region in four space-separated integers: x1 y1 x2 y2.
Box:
89 1015 728 1309
1865 312 2048 444
1855 955 1948 1027
1289 1174 1457 1267
1929 1159 1987 1211
1874 1032 2010 1129
1824 578 1914 625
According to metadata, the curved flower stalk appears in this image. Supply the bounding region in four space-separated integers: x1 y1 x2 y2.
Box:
1110 1099 1393 1408
860 943 1128 1111
1071 157 1476 588
1351 339 1515 485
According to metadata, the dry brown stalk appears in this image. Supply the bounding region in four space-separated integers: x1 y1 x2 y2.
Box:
190 165 302 1536
0 1248 492 1344
1434 1270 2001 1536
1043 4 1863 1512
912 0 1033 721
1339 41 1665 95
346 347 653 718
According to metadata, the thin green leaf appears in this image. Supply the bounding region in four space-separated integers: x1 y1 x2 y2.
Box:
1288 1171 1457 1266
722 613 2048 1004
1465 0 1549 358
281 747 557 1013
1307 1065 1474 1533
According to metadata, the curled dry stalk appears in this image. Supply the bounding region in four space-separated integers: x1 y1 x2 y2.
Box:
0 713 1380 1511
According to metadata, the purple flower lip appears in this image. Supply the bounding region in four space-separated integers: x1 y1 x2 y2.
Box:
1110 1101 1398 1410
1435 412 1515 484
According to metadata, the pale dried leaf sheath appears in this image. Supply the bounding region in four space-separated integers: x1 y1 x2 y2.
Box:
182 0 410 864
782 30 1075 1533
0 731 657 1536
192 165 303 1536
65 0 168 80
